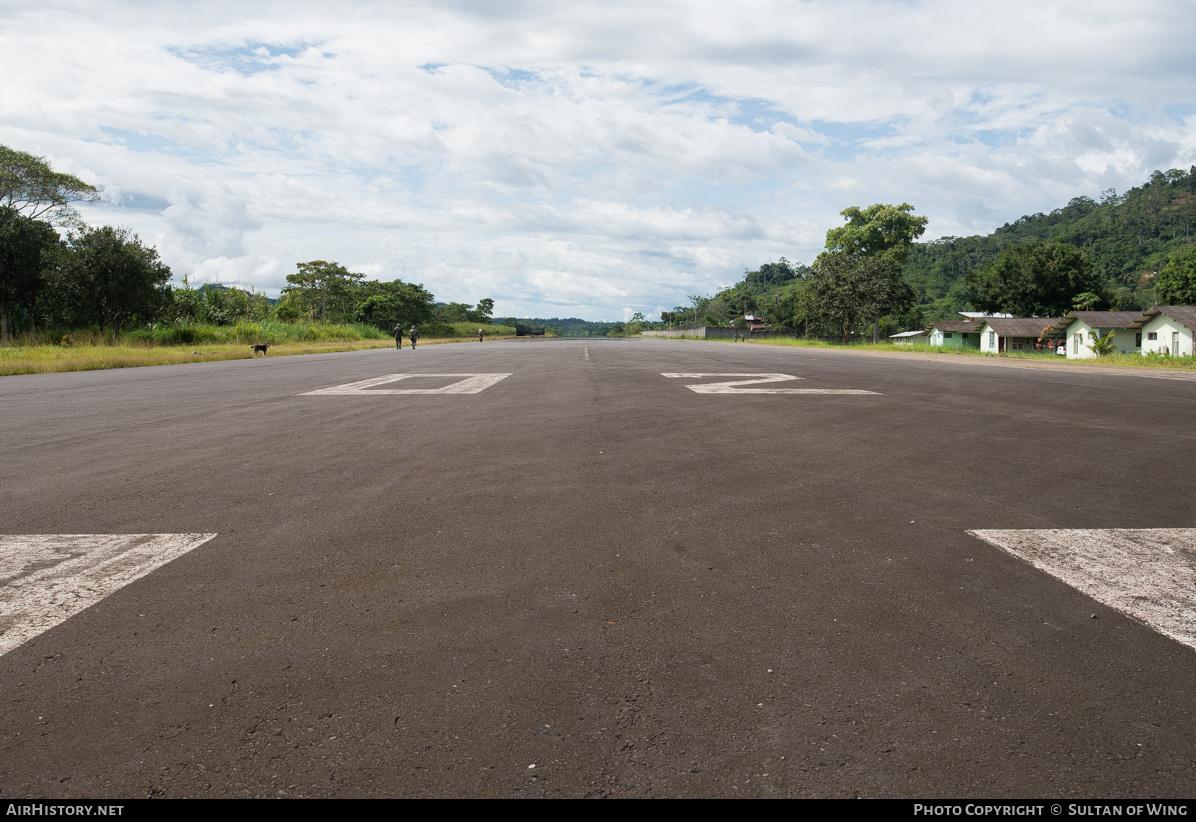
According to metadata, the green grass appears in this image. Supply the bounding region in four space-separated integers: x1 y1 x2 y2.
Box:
0 339 400 376
0 320 523 376
651 334 1196 370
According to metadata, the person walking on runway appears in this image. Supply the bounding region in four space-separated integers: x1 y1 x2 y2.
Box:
410 325 419 349
478 328 484 343
393 324 404 349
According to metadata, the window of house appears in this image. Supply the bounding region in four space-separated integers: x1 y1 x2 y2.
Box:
988 331 994 348
1148 332 1157 341
943 332 952 338
1135 332 1142 348
1011 340 1024 350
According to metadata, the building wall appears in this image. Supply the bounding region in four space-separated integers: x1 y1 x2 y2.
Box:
977 323 998 352
1139 315 1195 356
641 328 705 338
929 329 980 348
1064 320 1140 359
640 327 789 340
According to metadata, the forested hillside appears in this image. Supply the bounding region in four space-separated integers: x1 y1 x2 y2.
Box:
904 167 1196 319
664 167 1196 338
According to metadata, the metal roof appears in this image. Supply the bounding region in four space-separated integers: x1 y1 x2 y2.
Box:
1044 311 1144 336
928 320 982 334
973 317 1059 337
1127 306 1196 332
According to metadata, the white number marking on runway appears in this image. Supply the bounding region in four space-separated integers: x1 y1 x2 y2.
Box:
303 373 512 395
969 528 1196 651
0 533 217 657
661 373 879 395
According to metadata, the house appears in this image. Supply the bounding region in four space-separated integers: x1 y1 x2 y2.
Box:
927 320 982 348
1128 307 1196 356
889 330 929 345
973 317 1058 353
1044 311 1144 359
742 315 769 333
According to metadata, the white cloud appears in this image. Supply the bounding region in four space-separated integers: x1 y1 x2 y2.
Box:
1 0 1193 318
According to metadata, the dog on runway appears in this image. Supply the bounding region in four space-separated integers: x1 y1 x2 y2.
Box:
251 344 270 357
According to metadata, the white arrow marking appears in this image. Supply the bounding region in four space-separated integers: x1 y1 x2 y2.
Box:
303 373 512 395
0 533 217 657
969 529 1196 651
661 373 879 395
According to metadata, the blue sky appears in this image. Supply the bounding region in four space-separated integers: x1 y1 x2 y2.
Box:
2 0 1193 320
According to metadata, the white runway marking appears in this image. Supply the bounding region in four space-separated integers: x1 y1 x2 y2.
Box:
969 529 1196 650
661 373 879 395
303 373 512 395
0 533 217 657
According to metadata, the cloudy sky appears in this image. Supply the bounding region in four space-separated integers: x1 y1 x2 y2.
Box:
2 1 1194 320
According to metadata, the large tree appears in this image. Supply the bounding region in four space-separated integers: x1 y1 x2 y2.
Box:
968 241 1102 317
282 260 364 322
1156 245 1196 305
824 203 928 265
354 279 435 330
0 144 100 227
0 207 59 342
807 253 915 344
820 202 926 341
59 226 172 339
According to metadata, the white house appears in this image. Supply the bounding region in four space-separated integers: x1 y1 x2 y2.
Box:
927 320 982 348
1129 307 1196 356
973 317 1057 354
1044 311 1143 359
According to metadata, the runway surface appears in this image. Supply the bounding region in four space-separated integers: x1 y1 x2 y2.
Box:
1 338 1194 798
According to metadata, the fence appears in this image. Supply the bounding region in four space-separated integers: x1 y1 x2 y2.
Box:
641 327 866 344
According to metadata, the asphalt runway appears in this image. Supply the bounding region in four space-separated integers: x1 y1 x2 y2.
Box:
1 338 1194 798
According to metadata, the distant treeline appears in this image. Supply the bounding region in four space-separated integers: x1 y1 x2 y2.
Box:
0 143 506 344
498 317 622 336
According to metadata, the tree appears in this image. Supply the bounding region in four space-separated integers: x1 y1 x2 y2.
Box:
1088 329 1118 357
807 253 915 344
168 280 272 326
969 241 1103 317
1072 291 1101 311
0 206 59 342
0 144 100 227
59 226 171 339
1156 245 1196 304
282 260 364 322
820 202 926 342
824 203 928 265
353 280 435 330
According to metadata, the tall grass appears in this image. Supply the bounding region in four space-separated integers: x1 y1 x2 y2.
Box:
122 320 389 345
0 319 525 376
4 321 389 348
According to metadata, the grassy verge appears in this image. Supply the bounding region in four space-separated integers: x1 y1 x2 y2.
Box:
0 325 532 376
0 339 398 376
649 334 1196 370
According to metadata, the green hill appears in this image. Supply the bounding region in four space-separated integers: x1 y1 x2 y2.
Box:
904 167 1196 319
